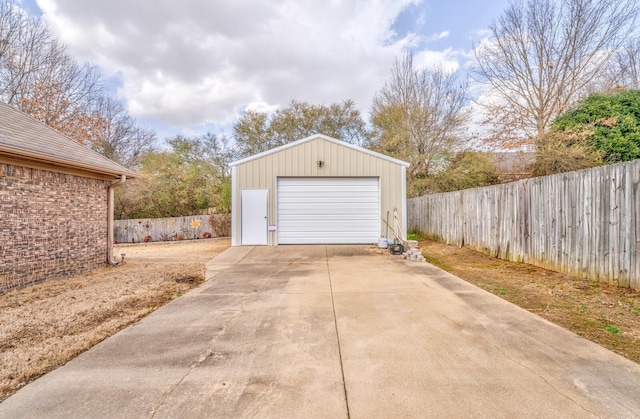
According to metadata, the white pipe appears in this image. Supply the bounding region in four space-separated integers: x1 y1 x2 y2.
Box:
393 207 406 242
107 175 126 265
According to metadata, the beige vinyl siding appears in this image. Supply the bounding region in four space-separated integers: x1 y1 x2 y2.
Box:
232 136 406 245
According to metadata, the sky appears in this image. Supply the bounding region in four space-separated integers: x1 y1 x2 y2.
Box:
19 0 511 140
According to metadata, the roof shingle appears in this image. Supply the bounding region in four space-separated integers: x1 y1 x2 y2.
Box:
0 101 136 178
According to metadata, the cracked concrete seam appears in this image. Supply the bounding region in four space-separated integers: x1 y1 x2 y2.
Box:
325 245 351 419
149 251 298 418
148 252 255 418
472 328 601 418
148 295 248 419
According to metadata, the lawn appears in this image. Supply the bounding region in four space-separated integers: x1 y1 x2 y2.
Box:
419 239 640 365
0 239 230 402
3 237 639 403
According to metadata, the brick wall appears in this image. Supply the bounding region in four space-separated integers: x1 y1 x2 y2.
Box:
0 163 110 293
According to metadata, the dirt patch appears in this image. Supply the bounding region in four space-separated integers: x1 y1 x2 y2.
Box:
0 239 230 402
419 239 640 365
113 239 229 263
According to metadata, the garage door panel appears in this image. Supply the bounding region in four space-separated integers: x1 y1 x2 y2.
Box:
280 191 378 203
279 184 378 191
279 212 378 220
278 200 378 207
277 177 379 244
282 226 376 232
279 220 378 229
278 207 378 215
279 214 378 221
279 193 378 200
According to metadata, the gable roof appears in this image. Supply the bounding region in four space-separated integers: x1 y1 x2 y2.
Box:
230 133 410 167
0 101 136 178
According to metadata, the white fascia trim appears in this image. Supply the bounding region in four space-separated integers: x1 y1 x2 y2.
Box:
401 165 407 235
378 176 383 238
231 165 238 246
274 176 279 246
229 133 410 168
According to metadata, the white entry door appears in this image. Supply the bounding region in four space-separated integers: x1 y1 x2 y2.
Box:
241 189 268 245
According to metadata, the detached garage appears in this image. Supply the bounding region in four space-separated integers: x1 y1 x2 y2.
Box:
230 134 409 246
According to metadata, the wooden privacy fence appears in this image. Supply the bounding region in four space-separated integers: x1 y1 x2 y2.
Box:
407 159 640 289
114 215 214 243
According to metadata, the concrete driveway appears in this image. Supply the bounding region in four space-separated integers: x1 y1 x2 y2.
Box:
2 246 640 418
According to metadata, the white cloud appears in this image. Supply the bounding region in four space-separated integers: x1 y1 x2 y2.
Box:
426 30 450 42
413 48 462 72
35 0 469 133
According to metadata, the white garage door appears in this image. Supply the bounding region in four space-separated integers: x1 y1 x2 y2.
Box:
277 177 380 244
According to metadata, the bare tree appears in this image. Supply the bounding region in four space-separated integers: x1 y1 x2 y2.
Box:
200 131 236 178
233 99 371 158
0 0 104 145
0 0 55 104
18 53 104 145
370 52 470 196
612 38 640 89
592 38 640 92
472 0 638 148
90 97 156 167
0 1 157 164
0 0 23 62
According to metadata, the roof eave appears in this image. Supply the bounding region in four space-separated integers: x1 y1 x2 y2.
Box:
0 144 138 178
230 133 410 167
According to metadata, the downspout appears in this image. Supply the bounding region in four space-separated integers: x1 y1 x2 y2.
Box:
108 175 126 265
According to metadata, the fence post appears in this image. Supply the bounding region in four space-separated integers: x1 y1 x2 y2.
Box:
404 159 640 289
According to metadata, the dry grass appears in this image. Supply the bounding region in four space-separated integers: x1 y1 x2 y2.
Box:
419 239 640 365
0 239 230 402
7 237 637 402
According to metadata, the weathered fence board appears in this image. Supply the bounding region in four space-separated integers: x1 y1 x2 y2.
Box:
114 215 215 243
408 159 640 289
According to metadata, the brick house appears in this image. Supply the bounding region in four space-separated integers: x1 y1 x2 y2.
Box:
0 102 137 293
